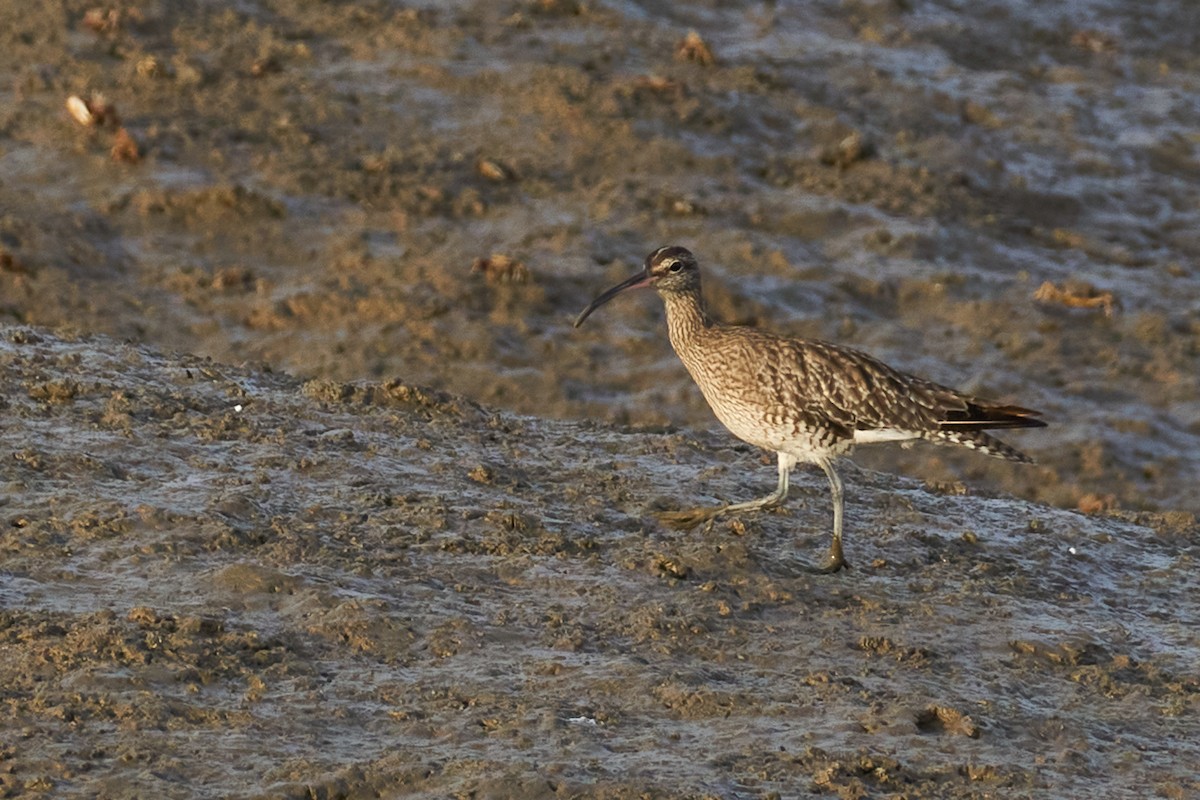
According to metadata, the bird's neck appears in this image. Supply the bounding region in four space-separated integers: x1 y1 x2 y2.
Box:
661 288 711 354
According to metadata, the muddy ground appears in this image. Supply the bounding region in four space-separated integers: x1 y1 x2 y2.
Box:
3 329 1199 799
1 1 1199 798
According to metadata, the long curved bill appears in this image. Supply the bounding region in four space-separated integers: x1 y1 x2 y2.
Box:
573 268 653 328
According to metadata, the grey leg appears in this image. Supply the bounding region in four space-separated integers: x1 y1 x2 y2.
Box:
724 451 793 513
812 457 848 573
658 452 795 529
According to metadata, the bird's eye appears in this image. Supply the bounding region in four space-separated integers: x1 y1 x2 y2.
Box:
668 261 683 273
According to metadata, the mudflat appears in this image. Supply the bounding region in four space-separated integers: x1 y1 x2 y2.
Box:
1 2 1198 797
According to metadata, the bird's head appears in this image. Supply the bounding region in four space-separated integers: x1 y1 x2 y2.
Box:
574 245 700 327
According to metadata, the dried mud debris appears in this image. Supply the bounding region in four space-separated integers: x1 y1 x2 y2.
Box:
1070 29 1119 55
63 93 128 131
1034 280 1116 317
301 376 480 420
675 30 716 67
471 253 531 285
817 129 872 169
64 93 140 163
80 6 143 36
1077 491 1118 515
475 158 517 183
108 126 140 163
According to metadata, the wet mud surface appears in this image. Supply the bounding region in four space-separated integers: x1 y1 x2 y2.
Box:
2 1 1200 797
3 329 1199 798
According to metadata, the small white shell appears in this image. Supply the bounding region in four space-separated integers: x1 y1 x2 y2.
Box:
66 95 94 126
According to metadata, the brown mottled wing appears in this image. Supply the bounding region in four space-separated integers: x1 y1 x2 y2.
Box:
781 338 956 429
763 335 1044 460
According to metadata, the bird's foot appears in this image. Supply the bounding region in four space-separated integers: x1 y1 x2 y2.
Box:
656 505 728 531
804 544 849 574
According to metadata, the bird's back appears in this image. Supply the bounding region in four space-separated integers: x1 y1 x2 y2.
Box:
672 322 1043 462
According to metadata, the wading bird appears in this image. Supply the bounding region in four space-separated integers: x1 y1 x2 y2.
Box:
575 246 1045 572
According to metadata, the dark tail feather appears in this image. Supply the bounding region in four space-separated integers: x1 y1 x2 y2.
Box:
939 403 1046 432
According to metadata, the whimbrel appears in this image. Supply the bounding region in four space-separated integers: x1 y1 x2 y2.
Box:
574 246 1045 573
